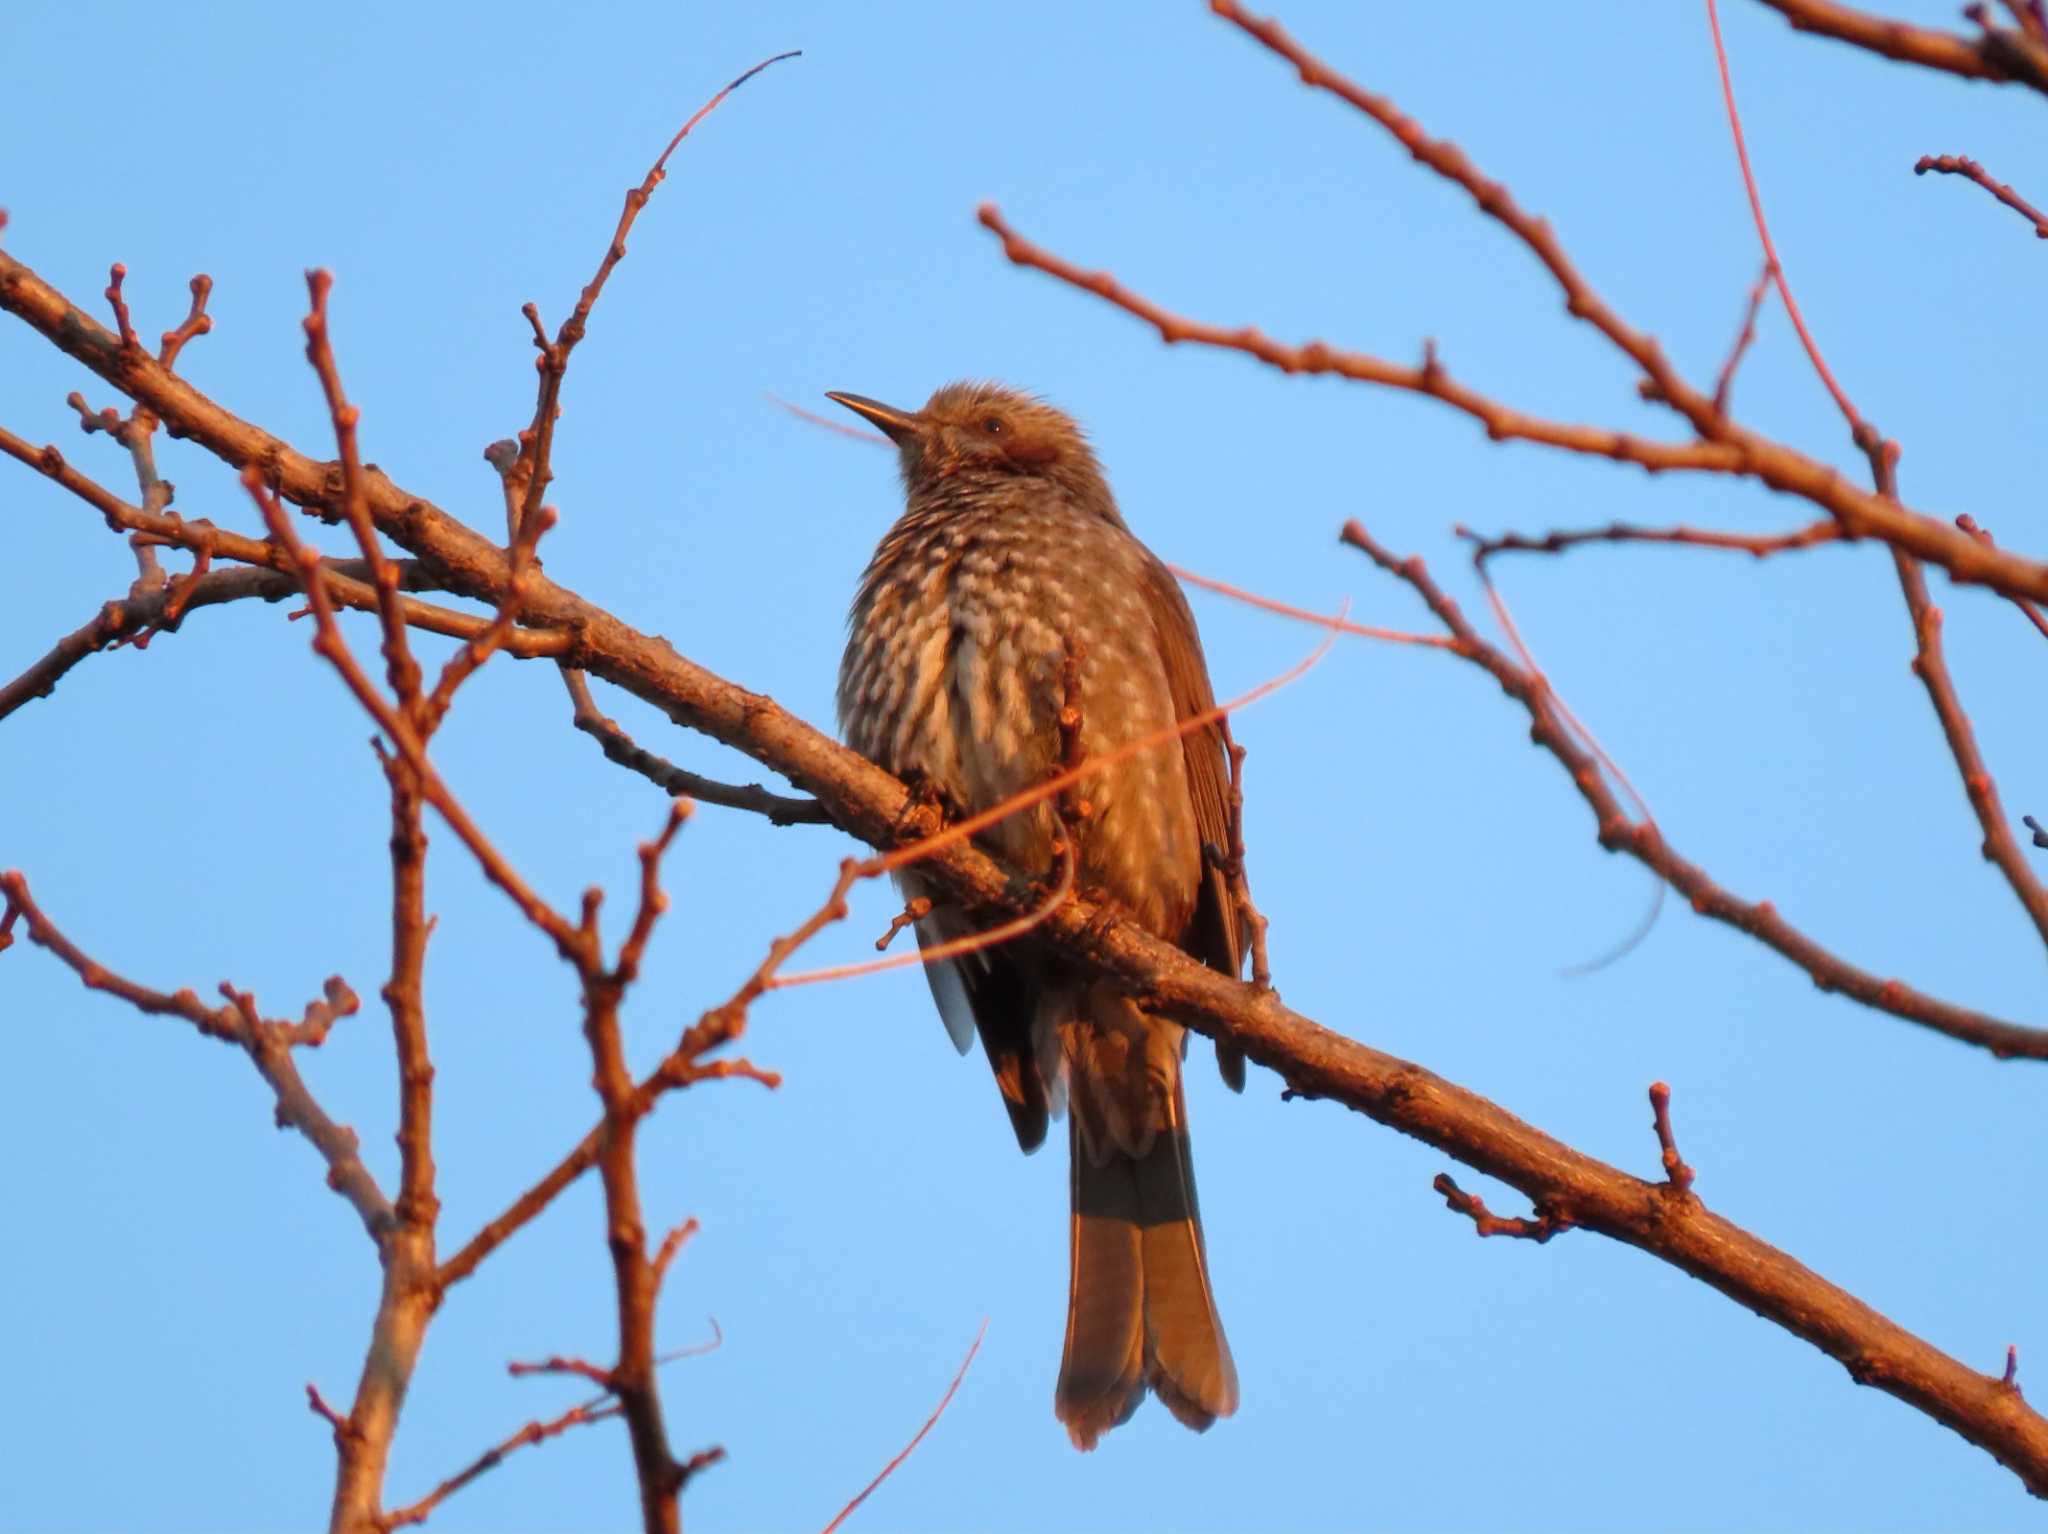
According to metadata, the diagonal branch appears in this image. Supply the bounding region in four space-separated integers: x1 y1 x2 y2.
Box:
1891 549 2048 952
973 203 2048 603
820 1321 986 1534
1339 518 2048 1060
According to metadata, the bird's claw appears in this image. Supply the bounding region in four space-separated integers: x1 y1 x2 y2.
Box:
891 771 952 845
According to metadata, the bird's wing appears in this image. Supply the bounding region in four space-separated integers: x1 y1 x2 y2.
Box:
912 885 1052 1151
1139 557 1248 1090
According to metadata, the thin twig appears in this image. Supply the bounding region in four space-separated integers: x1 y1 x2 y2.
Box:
1647 1082 1696 1194
507 50 800 539
873 895 932 953
302 268 424 711
819 1320 987 1534
1891 549 2048 950
381 1396 623 1531
1714 258 1777 412
561 667 828 825
1464 518 1842 562
1915 154 2048 238
245 469 587 960
158 274 214 369
507 1356 615 1388
1433 1173 1569 1242
1168 563 1453 648
0 871 389 1239
1957 515 2048 641
423 505 556 730
980 203 1737 476
1706 0 1874 444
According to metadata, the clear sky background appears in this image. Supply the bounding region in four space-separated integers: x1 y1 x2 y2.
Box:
4 2 2046 1530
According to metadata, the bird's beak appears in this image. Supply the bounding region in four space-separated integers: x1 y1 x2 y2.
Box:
825 391 923 446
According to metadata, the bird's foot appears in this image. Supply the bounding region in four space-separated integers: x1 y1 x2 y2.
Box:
890 771 954 846
1077 892 1125 952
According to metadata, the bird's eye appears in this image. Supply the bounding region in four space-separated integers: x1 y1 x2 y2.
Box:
982 415 1005 435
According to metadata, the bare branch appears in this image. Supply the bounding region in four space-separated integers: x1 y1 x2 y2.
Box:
1750 0 2048 91
0 421 570 721
1957 515 2048 642
382 1396 622 1532
1339 518 2048 1061
1891 550 2048 951
423 504 555 730
1915 153 2048 238
101 262 137 349
1713 259 1776 413
157 273 213 369
1169 562 1453 648
1433 1173 1570 1242
505 50 800 539
508 1355 616 1389
301 269 424 711
562 667 828 825
0 871 389 1240
1462 518 1842 562
1647 1082 1697 1194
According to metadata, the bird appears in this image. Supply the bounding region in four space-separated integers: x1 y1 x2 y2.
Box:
830 381 1244 1449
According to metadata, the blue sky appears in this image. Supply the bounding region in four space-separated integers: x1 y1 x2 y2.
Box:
5 2 2047 1529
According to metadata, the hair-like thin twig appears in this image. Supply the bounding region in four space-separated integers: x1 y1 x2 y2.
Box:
1714 259 1776 413
819 1321 987 1534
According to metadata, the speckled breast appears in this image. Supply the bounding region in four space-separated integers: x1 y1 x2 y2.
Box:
839 490 1202 941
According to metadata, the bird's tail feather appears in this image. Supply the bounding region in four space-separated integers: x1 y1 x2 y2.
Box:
1054 1073 1236 1449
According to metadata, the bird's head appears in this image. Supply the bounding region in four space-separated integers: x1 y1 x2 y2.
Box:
826 381 1120 521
